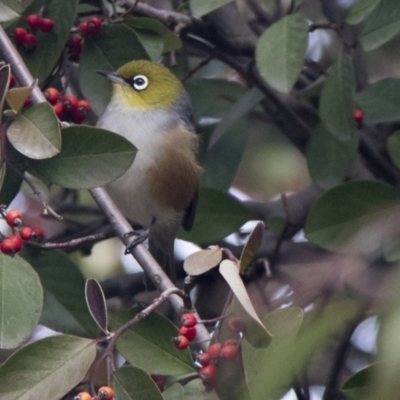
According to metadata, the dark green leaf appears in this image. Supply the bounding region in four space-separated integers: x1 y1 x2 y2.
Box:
346 0 381 25
186 79 245 121
0 163 23 206
355 79 400 122
28 126 136 189
85 278 108 334
360 0 400 51
307 123 358 189
0 253 43 349
388 130 400 168
0 64 11 123
304 181 400 253
319 53 356 140
111 309 195 375
341 364 379 399
256 13 308 93
79 24 150 115
21 248 98 337
163 383 184 400
123 17 182 54
208 87 263 148
239 221 264 274
17 0 78 83
7 102 61 159
0 335 96 399
201 120 248 191
178 188 255 245
183 379 220 400
113 366 163 400
189 0 232 17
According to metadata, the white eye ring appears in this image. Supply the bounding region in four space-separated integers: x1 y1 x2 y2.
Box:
132 75 148 91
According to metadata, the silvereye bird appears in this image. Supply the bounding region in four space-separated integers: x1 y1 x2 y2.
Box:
97 60 202 278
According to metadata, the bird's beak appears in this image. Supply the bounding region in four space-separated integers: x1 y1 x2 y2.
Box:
96 70 125 86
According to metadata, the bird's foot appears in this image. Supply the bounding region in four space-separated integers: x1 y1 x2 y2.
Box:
124 229 149 254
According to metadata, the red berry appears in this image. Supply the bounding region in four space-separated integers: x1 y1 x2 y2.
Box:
31 227 45 241
220 344 239 361
71 100 91 123
62 95 79 113
172 335 190 350
179 325 197 341
53 102 64 118
68 36 82 50
73 392 92 400
20 226 33 241
24 97 31 107
199 364 217 386
196 352 211 366
87 17 102 34
97 386 114 400
223 338 239 347
181 313 197 327
39 18 54 33
207 343 222 359
1 235 23 255
22 33 38 50
353 109 364 125
13 27 28 42
26 14 41 30
44 87 60 105
9 74 16 88
78 21 90 37
5 209 23 227
227 317 245 333
150 375 167 391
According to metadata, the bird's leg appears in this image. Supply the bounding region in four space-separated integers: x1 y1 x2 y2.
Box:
124 229 149 254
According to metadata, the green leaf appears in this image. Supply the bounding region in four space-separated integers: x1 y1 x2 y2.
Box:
111 309 195 375
183 379 220 400
360 0 400 51
183 248 223 276
200 120 248 191
6 86 32 114
0 64 11 123
85 278 108 334
178 188 255 245
243 301 358 399
319 53 356 141
79 24 150 116
0 0 21 22
186 79 245 121
7 102 61 159
256 13 308 93
28 126 136 189
355 79 400 122
17 0 78 83
208 87 264 148
0 253 43 349
387 130 400 168
346 0 381 25
163 383 184 400
239 221 264 274
189 0 232 17
123 17 182 55
0 163 23 206
304 181 400 253
21 248 98 337
113 366 163 400
220 260 272 347
341 364 379 399
0 335 96 400
307 123 358 189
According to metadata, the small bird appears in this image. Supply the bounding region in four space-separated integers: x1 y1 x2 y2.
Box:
97 60 202 278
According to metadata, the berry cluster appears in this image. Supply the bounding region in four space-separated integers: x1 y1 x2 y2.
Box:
196 317 244 389
172 312 198 350
0 209 44 256
67 17 103 62
74 386 114 400
43 88 91 123
13 14 55 51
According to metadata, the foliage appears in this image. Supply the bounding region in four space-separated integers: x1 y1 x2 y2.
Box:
0 0 400 399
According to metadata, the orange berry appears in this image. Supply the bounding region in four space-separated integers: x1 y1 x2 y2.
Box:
97 386 114 400
62 95 79 113
1 235 23 255
196 352 211 366
44 87 61 105
227 317 245 333
199 364 217 386
172 335 190 350
6 209 23 227
207 343 222 359
220 344 239 361
73 392 92 400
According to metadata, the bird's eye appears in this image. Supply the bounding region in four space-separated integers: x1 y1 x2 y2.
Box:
132 75 148 91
